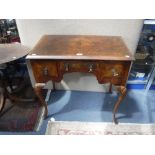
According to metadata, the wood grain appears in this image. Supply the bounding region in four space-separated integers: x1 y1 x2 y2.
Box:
28 35 134 61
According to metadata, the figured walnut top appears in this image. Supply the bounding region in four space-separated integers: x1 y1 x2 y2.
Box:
28 35 134 61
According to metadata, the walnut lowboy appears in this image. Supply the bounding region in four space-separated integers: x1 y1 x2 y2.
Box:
26 35 134 124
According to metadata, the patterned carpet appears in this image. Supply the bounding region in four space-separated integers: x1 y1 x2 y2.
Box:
0 83 45 132
46 119 155 135
0 99 44 132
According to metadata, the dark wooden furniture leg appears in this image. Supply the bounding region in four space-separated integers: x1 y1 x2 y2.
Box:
0 92 6 114
53 82 56 91
109 83 112 93
34 83 48 118
113 86 127 124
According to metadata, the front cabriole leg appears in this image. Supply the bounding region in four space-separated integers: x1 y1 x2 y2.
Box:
34 83 48 118
113 86 127 124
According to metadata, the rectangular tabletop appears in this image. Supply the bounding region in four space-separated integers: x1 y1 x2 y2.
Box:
27 35 134 61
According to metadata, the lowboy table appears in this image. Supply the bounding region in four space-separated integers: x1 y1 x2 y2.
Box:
26 35 134 124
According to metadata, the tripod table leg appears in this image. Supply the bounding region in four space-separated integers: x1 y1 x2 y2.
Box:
0 92 6 114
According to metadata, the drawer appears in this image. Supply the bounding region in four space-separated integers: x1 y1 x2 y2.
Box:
96 61 131 85
59 61 98 73
97 61 125 78
30 60 59 82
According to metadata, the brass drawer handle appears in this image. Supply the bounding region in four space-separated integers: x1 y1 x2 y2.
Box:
64 63 69 71
88 64 95 72
112 69 119 76
43 67 48 76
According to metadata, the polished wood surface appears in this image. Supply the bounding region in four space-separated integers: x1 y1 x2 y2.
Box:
26 35 134 124
0 43 30 64
28 35 134 61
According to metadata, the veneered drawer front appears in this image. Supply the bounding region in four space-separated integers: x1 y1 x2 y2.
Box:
97 61 131 85
97 61 125 78
30 60 59 83
59 61 98 73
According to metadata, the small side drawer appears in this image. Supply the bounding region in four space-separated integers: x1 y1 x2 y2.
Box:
30 60 59 82
98 62 124 78
96 61 131 85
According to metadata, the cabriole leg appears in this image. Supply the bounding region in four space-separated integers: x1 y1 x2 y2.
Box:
53 82 56 91
113 86 127 124
34 83 48 118
109 83 112 93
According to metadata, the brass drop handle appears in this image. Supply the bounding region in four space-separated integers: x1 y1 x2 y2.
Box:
88 64 94 72
112 69 118 76
43 67 48 76
64 63 69 71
